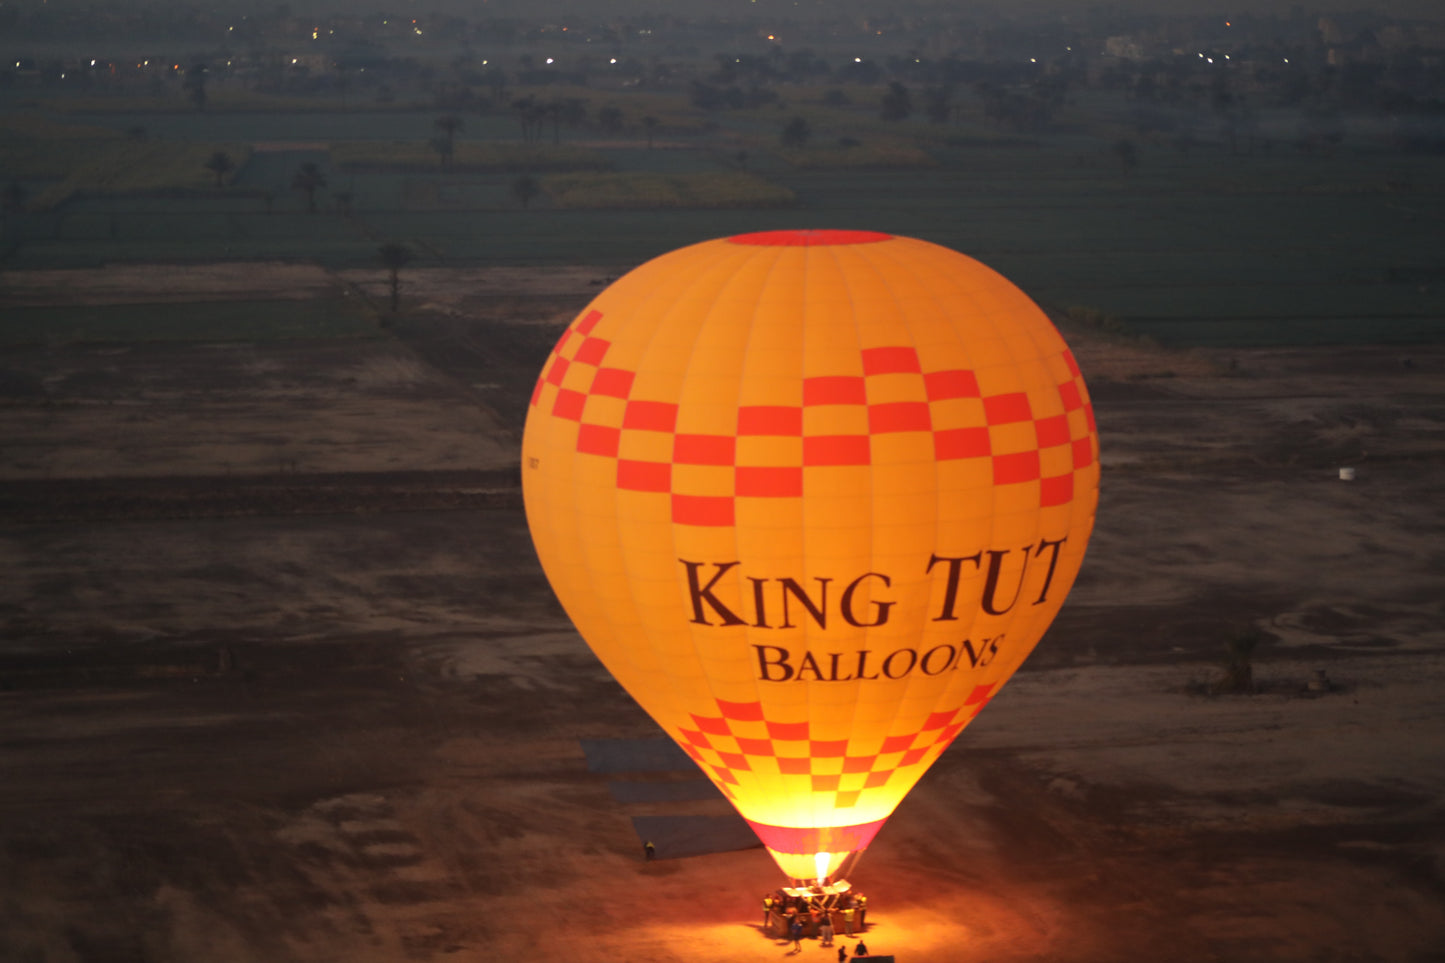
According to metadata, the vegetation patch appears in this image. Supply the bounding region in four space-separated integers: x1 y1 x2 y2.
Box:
541 171 796 209
330 141 611 172
28 141 253 210
0 114 125 181
777 144 936 169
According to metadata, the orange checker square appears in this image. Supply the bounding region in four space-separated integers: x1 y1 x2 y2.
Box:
993 450 1041 485
736 433 803 468
672 493 733 526
1038 443 1075 479
868 401 933 434
550 387 587 422
863 373 930 408
988 420 1041 457
983 391 1033 426
676 400 742 437
588 366 635 400
738 406 804 437
572 335 612 366
1055 373 1084 407
671 463 734 496
581 393 627 428
1034 413 1072 449
673 433 736 466
924 368 982 401
616 459 671 493
767 719 810 741
934 425 991 461
1040 474 1075 507
777 756 812 775
861 345 923 375
929 395 987 433
803 434 871 467
736 465 803 498
576 423 621 458
803 374 867 406
617 428 675 464
868 435 938 479
623 399 679 433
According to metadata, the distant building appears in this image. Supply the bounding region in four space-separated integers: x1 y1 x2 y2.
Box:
1104 35 1146 61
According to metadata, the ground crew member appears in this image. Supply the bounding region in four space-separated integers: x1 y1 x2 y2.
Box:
842 904 856 937
643 840 655 860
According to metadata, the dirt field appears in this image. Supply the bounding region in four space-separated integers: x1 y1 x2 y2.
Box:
1 265 1443 963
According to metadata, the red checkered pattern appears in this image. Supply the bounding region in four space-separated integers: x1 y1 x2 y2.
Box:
530 308 1096 527
668 687 996 808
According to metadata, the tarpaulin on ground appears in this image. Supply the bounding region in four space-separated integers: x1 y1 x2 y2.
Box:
580 738 694 773
608 780 722 804
631 814 761 859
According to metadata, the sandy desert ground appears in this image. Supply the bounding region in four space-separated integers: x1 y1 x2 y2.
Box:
1 265 1443 963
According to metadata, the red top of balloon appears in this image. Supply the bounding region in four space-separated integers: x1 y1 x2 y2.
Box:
728 229 893 247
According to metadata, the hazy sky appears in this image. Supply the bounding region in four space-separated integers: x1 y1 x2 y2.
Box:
9 0 1444 16
7 0 1444 26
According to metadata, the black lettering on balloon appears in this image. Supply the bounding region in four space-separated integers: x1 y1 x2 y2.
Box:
920 644 956 675
927 552 983 621
980 547 1032 616
778 577 831 629
681 560 746 626
754 645 794 681
882 648 918 679
796 651 825 681
840 572 894 627
1032 537 1068 605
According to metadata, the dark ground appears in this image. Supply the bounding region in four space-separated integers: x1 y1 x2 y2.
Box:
1 269 1443 962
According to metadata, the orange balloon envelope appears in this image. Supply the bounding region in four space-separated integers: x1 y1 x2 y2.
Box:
522 230 1098 883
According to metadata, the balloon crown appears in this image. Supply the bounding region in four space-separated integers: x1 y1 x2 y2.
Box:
728 229 892 247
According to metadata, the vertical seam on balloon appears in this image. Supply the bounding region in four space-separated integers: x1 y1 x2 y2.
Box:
855 236 944 775
617 246 715 736
827 238 873 831
799 240 824 836
677 239 773 795
875 237 990 716
732 239 786 805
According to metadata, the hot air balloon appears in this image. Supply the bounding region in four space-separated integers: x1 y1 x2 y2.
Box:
522 229 1098 886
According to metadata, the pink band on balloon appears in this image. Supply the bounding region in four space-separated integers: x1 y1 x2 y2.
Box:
728 229 892 247
745 818 888 855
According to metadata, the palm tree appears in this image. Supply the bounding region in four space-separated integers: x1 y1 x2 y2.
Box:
378 241 414 313
185 62 208 111
204 150 235 188
880 82 912 121
291 162 327 214
430 135 454 169
512 96 540 143
597 105 623 135
510 174 541 209
434 114 463 156
780 116 811 149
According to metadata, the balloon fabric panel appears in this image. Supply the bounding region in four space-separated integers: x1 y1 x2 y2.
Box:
522 230 1098 883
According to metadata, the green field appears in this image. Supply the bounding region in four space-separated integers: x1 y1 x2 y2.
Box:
0 298 378 348
3 85 1443 348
